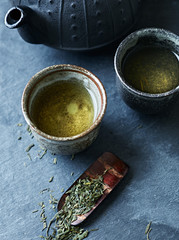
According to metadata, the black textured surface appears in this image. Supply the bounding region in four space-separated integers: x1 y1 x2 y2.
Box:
5 0 141 50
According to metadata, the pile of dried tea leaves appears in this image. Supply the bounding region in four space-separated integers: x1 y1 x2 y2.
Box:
45 175 104 240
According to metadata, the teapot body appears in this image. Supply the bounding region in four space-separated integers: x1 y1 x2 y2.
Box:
7 0 142 50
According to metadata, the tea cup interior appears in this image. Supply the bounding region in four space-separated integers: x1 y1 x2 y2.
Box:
22 65 106 140
114 28 179 114
115 28 179 96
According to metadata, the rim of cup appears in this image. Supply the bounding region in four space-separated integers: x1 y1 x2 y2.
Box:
22 64 107 142
114 28 179 98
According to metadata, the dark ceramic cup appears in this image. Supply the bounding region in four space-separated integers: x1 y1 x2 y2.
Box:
114 28 179 114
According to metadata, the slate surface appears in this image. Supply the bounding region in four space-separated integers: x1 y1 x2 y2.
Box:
0 1 179 240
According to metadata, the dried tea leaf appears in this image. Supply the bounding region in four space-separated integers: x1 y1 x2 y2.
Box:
39 235 45 238
39 148 47 159
39 202 45 208
27 153 32 161
145 222 152 234
53 158 57 164
40 188 50 194
49 176 54 183
42 222 47 231
145 222 152 240
45 176 104 240
32 209 39 213
26 144 35 152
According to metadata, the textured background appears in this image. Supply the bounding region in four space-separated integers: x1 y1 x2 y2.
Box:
0 1 179 240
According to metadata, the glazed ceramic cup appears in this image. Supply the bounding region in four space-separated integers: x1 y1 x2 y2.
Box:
22 64 107 155
114 28 179 114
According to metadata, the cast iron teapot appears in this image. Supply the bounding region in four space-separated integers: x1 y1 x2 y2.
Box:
5 0 142 51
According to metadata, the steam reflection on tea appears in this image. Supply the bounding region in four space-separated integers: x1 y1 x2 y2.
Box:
122 45 179 94
31 79 94 137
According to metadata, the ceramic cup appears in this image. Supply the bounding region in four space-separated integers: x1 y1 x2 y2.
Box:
22 64 107 155
114 28 179 114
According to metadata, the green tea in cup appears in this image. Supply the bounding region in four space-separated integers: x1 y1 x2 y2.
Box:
31 79 94 137
122 44 179 94
114 28 179 114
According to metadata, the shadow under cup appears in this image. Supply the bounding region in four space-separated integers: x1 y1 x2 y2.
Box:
114 28 179 114
22 65 107 155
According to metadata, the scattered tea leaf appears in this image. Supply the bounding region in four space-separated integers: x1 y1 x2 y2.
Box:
39 148 47 159
89 228 99 232
39 201 48 232
39 235 45 238
145 222 152 234
26 143 35 152
42 222 47 231
17 123 23 127
40 209 45 217
40 188 50 194
27 153 32 161
49 194 58 205
39 202 44 207
145 221 152 240
41 204 45 209
32 209 39 213
27 125 31 133
26 125 34 138
53 158 57 164
40 145 46 150
49 176 54 183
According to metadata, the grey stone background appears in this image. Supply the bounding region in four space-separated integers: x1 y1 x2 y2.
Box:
0 1 178 239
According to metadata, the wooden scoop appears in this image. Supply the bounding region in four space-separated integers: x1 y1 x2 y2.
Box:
57 152 128 225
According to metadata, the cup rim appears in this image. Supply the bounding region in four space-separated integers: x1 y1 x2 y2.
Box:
21 64 107 142
114 27 179 98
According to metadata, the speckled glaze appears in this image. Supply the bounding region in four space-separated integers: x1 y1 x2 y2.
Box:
22 64 107 155
114 28 179 114
5 0 142 50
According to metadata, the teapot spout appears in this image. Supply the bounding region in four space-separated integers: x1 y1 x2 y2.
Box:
5 6 25 29
5 6 45 44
